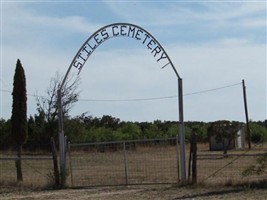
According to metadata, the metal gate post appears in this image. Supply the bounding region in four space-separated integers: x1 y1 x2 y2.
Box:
57 89 66 187
178 78 187 183
176 134 180 183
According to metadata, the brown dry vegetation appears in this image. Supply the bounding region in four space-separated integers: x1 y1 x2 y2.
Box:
0 142 266 199
69 143 267 187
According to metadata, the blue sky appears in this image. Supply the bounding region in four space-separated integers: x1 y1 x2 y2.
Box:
0 0 266 122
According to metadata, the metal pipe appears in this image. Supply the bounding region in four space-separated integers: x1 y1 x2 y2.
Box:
178 78 186 183
57 89 66 186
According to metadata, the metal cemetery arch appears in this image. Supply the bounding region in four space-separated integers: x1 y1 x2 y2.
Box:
57 23 186 185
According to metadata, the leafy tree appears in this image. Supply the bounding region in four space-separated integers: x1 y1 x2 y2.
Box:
118 122 142 140
0 118 11 149
11 59 28 181
184 121 209 142
249 122 267 143
27 116 35 145
64 116 87 143
196 123 209 142
208 120 241 155
99 115 120 129
166 124 179 138
143 124 163 139
27 114 47 146
93 127 114 142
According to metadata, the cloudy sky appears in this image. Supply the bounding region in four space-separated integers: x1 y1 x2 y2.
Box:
0 1 266 122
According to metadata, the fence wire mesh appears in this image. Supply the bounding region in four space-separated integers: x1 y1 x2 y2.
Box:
0 140 266 188
68 138 179 187
0 157 53 185
68 140 267 187
0 144 54 187
196 143 267 185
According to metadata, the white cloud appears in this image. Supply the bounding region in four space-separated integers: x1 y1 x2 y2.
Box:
65 40 266 122
1 1 266 122
2 2 102 47
239 18 267 28
105 2 266 27
199 2 265 20
168 42 266 121
25 15 99 34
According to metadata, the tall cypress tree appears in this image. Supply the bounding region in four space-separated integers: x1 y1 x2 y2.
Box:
11 59 28 182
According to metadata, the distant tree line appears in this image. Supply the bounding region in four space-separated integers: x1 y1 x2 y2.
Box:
0 114 266 150
2 60 267 151
5 59 265 186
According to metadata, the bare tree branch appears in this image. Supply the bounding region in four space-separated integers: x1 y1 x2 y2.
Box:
36 71 81 124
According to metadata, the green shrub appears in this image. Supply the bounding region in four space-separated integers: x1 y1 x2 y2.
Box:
250 123 267 143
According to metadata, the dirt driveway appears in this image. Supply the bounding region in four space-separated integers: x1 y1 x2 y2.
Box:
1 185 267 200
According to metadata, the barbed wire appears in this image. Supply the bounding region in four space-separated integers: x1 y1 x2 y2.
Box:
0 81 242 102
78 82 242 102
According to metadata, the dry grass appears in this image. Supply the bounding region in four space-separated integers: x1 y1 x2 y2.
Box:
0 142 266 189
69 142 267 187
0 155 54 187
69 145 178 187
0 142 266 200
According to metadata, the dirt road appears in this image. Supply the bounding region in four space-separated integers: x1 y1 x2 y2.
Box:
1 185 267 200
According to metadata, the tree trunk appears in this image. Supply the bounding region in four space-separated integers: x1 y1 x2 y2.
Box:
222 138 227 155
223 138 231 157
15 145 23 182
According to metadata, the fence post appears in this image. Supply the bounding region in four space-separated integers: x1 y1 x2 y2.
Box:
188 141 192 181
191 130 197 184
188 130 197 184
123 142 129 185
242 79 251 149
68 141 74 187
178 78 187 183
50 137 60 187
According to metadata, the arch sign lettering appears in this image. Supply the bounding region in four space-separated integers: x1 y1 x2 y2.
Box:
68 23 180 78
58 23 186 185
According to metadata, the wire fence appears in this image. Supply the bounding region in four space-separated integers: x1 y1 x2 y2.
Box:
68 139 267 187
68 137 179 187
196 143 267 185
0 144 54 187
0 157 54 186
0 139 266 188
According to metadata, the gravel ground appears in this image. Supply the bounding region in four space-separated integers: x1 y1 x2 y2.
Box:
1 184 267 200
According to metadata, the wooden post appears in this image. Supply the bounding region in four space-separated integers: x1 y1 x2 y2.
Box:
50 137 60 187
191 130 197 184
68 141 74 187
242 80 251 149
188 144 192 182
188 130 197 184
123 142 129 185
